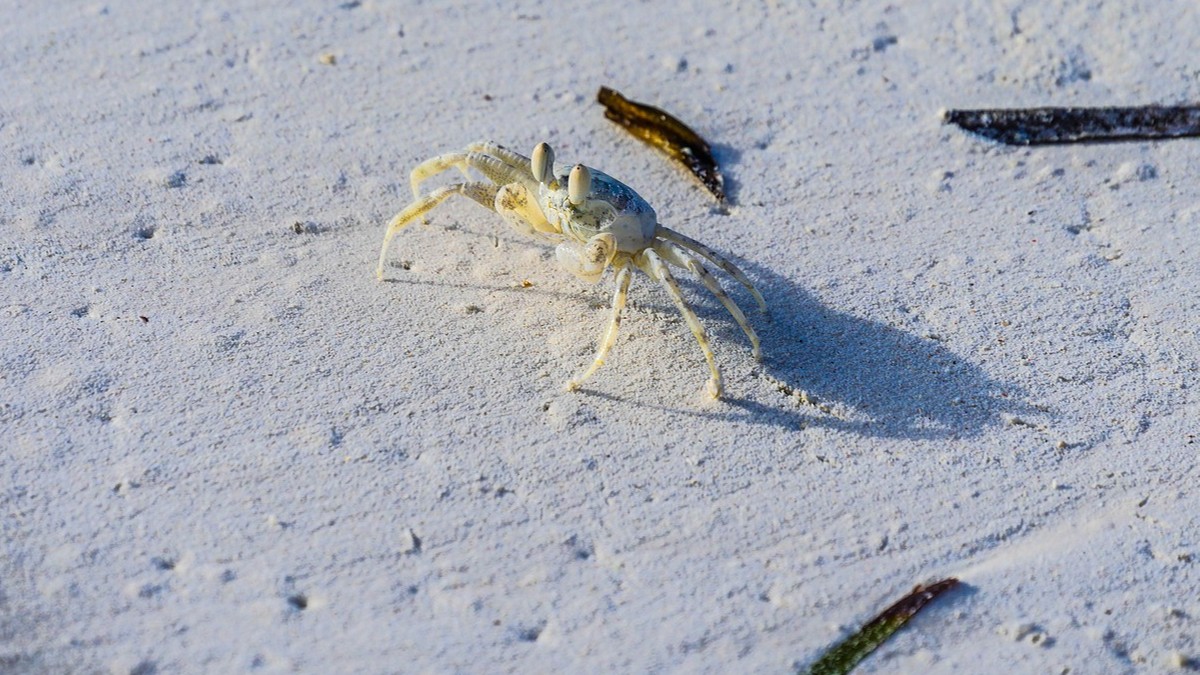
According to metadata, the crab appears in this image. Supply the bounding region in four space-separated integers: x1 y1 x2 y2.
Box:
375 141 766 399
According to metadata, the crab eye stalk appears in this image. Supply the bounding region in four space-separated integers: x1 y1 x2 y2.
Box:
531 142 554 184
568 164 591 206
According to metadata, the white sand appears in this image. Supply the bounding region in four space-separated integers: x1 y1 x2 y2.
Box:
3 2 1198 672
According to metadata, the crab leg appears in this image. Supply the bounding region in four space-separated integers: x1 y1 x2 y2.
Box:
655 243 760 361
376 181 499 280
639 248 723 399
657 226 766 312
465 141 535 178
566 261 633 391
410 151 533 200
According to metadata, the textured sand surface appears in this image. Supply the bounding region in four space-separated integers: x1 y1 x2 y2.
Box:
3 1 1198 672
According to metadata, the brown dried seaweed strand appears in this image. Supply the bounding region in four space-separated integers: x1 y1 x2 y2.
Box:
944 105 1200 145
803 578 960 675
597 86 726 203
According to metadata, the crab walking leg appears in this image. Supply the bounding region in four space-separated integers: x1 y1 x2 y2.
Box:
657 226 767 312
376 181 499 280
566 262 633 391
465 141 535 179
655 243 761 361
639 249 724 399
409 151 533 200
409 154 471 200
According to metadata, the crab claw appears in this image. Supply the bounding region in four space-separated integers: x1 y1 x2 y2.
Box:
555 232 615 283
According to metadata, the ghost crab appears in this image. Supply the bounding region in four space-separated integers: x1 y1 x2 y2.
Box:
375 140 766 399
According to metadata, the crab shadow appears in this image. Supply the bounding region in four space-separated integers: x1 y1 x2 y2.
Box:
734 259 1031 439
587 255 1033 441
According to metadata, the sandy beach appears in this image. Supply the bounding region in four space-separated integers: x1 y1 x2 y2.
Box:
3 1 1198 672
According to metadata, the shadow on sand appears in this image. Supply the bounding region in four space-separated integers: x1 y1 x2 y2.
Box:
584 252 1032 441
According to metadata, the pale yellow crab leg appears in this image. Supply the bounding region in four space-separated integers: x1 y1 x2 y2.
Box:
376 181 499 280
566 260 632 391
639 248 723 399
409 154 471 199
657 226 767 312
465 141 535 179
409 151 532 200
655 243 760 361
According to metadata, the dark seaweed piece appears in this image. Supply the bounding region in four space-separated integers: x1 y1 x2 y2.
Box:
803 578 960 675
597 86 726 203
943 105 1200 145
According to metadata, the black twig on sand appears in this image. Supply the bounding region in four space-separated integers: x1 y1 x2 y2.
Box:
802 578 961 675
943 105 1200 145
